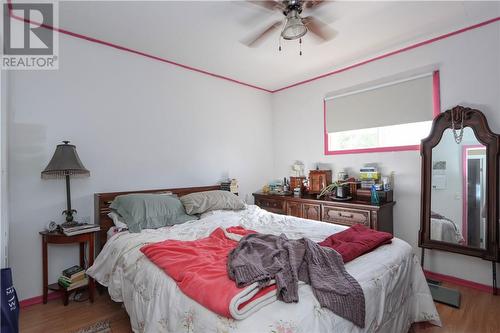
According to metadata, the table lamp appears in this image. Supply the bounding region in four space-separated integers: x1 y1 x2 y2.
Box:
41 141 90 223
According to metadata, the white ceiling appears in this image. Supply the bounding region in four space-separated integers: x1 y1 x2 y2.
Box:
59 1 500 91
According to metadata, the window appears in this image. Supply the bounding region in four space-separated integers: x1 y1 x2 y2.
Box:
324 71 440 154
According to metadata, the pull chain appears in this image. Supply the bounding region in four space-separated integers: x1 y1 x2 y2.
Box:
299 38 302 56
278 36 282 52
451 108 464 144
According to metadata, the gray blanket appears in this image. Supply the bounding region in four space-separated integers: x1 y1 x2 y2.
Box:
227 233 365 328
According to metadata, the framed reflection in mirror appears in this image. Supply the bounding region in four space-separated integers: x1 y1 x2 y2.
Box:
430 127 486 249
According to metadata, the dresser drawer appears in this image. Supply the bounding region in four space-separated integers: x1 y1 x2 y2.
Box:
286 201 303 218
255 197 286 214
321 206 371 227
302 203 321 221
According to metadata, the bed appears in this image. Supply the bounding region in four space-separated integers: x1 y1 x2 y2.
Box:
87 186 440 333
430 211 465 244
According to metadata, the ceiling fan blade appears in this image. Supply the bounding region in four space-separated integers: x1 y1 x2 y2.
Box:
246 1 285 12
304 0 328 9
302 16 337 41
241 21 282 47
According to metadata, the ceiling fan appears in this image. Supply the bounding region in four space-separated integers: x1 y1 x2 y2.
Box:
242 0 336 53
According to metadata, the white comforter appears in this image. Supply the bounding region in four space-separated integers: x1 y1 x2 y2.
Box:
87 205 440 333
431 218 464 244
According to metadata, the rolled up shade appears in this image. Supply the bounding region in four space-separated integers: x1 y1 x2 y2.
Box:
325 74 434 133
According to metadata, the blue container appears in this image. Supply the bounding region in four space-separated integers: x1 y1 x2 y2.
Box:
370 185 380 205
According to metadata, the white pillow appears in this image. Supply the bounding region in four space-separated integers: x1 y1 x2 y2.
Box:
108 211 128 229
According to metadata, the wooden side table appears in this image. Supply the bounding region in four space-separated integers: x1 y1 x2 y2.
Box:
39 230 97 305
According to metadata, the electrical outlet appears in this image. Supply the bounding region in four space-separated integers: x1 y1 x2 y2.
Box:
81 216 91 224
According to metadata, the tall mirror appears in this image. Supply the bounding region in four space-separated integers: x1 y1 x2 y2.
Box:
419 106 499 294
430 127 487 248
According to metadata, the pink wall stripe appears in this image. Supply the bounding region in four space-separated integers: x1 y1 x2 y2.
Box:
272 17 500 93
424 269 496 294
323 100 329 156
432 71 441 117
325 145 421 155
6 0 272 93
19 291 62 309
6 1 500 93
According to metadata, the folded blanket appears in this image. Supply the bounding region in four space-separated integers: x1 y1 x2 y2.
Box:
140 226 277 320
319 224 393 263
228 233 365 328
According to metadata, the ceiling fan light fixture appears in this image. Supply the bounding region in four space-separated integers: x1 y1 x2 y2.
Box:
281 10 307 40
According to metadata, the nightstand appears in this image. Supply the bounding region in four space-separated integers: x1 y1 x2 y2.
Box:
39 230 97 306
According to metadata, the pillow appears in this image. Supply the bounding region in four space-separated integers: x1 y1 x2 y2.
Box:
109 194 195 233
107 211 128 229
180 190 245 215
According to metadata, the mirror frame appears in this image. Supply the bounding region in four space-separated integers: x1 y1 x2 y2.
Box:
419 106 500 261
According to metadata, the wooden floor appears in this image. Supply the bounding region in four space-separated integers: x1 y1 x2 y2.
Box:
409 282 500 333
20 292 132 333
20 282 500 333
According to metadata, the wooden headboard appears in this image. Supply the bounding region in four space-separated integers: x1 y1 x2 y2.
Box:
94 185 221 252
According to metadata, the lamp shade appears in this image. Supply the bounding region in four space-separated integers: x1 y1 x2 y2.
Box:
41 141 90 179
281 10 307 40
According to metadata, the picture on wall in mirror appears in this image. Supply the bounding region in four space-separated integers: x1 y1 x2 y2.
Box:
432 161 447 190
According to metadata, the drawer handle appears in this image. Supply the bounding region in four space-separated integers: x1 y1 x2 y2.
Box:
338 212 354 218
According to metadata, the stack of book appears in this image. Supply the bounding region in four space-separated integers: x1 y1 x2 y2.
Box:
359 167 380 189
60 222 100 236
220 181 231 192
58 265 88 290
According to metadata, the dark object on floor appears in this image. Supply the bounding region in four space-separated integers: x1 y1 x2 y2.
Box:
426 278 442 286
1 268 19 333
73 290 90 302
428 283 461 308
73 320 111 333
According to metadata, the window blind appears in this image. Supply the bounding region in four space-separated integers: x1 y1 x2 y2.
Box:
325 74 434 133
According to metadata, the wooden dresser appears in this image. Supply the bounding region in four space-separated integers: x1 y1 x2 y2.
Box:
253 192 395 233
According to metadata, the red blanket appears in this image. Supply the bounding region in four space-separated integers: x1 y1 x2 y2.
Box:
140 226 276 318
318 224 393 263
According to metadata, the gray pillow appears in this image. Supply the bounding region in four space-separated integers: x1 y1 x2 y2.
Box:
180 190 245 215
109 194 195 233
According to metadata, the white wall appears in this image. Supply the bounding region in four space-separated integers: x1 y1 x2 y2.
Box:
271 22 500 286
7 34 273 300
1 59 9 269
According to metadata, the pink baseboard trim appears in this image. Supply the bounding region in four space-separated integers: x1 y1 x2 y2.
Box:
6 1 500 93
19 292 62 309
424 269 495 294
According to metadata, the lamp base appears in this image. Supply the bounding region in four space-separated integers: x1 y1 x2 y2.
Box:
62 209 77 222
63 175 76 222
